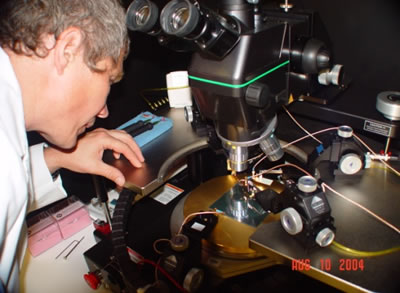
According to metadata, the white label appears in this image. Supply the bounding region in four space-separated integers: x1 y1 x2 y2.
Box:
253 176 273 186
311 196 326 214
127 246 144 264
364 120 391 137
153 183 184 205
191 222 206 232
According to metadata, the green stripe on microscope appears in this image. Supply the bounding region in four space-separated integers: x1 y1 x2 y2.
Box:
188 60 290 89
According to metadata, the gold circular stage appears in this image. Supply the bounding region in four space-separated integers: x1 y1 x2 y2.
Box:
170 175 284 260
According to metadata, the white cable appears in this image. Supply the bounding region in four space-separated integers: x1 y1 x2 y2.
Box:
281 127 339 149
352 133 400 177
283 105 322 144
322 183 400 234
251 161 400 235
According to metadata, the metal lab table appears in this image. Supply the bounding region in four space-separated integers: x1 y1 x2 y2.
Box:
250 163 400 293
105 108 208 195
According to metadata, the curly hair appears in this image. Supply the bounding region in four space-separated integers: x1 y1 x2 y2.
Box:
0 0 129 71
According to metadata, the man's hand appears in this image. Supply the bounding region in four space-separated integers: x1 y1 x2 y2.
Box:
44 128 145 186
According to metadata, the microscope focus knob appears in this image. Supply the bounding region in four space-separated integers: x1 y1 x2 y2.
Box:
245 82 270 108
302 39 331 74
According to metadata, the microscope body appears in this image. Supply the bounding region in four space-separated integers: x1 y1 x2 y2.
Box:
185 0 339 171
189 4 329 137
189 22 285 140
126 0 345 172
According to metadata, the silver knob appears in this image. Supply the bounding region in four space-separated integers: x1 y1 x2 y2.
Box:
184 106 194 123
337 125 353 138
280 207 303 235
339 153 363 175
297 176 318 193
315 227 335 247
318 64 344 86
376 91 400 121
183 268 204 292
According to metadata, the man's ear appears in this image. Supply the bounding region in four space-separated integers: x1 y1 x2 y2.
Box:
53 27 84 75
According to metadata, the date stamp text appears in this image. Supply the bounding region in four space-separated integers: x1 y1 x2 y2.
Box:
292 258 365 272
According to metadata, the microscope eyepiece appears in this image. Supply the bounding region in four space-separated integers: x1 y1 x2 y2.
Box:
160 0 200 37
126 0 160 34
159 0 239 58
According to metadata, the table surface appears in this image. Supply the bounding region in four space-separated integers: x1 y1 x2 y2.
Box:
250 162 400 293
21 224 111 293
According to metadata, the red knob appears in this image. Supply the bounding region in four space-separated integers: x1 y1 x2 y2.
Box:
84 272 101 290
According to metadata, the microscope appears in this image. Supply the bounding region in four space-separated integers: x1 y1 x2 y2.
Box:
126 0 346 173
83 1 347 292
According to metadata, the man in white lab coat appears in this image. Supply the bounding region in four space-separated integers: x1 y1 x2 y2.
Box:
0 1 145 291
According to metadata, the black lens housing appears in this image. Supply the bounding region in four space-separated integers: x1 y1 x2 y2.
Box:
160 0 200 37
160 0 239 58
126 0 160 34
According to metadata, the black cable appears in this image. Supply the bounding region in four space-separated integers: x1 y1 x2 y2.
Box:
111 188 139 293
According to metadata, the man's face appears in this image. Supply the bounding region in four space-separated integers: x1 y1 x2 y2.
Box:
41 50 123 149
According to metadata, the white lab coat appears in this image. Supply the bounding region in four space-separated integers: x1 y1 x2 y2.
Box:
0 47 66 292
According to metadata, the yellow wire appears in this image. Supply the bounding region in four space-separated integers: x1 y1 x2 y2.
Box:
152 238 171 255
139 86 189 110
331 241 400 257
141 85 189 93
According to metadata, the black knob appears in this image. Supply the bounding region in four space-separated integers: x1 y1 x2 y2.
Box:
245 82 270 108
302 38 331 74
